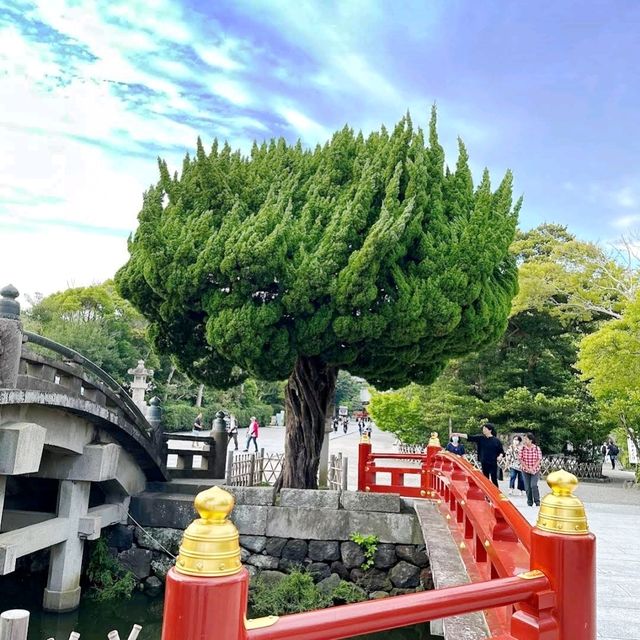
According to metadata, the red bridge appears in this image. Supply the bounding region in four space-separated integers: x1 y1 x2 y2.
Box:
161 433 595 640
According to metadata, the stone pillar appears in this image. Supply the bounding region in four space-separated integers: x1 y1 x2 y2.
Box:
211 411 228 478
0 285 22 389
43 480 91 612
127 360 154 413
318 406 334 488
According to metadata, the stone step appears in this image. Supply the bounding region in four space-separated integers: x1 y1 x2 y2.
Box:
146 479 225 495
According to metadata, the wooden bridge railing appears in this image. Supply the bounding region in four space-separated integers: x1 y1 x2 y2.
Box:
158 435 596 640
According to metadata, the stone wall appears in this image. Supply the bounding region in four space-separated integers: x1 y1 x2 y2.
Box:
119 488 432 599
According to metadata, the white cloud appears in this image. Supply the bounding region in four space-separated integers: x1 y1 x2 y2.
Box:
211 79 253 107
613 186 637 209
0 226 130 299
612 214 640 229
276 107 330 145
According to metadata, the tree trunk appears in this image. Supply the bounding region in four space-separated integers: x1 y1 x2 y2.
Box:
277 356 338 489
195 383 204 408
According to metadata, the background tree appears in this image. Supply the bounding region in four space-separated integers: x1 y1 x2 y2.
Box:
578 293 640 480
24 282 155 383
334 371 366 412
116 110 520 488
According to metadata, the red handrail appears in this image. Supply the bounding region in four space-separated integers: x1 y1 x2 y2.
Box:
435 451 533 551
247 573 550 640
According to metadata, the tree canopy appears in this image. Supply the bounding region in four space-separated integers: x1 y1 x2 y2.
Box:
116 109 521 487
117 110 519 390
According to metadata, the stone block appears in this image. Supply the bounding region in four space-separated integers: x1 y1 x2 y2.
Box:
220 485 276 506
118 548 152 580
135 527 182 556
369 590 389 599
307 562 331 583
280 489 340 510
144 576 163 596
308 540 340 562
340 492 400 513
129 494 196 530
265 507 348 540
232 505 268 536
347 511 423 544
104 524 134 552
0 422 45 474
43 586 81 612
281 539 307 562
351 568 392 592
37 444 120 482
330 561 349 580
240 535 267 553
389 560 420 588
340 541 365 569
151 557 174 581
396 544 429 568
246 554 279 570
373 543 397 569
265 537 287 557
316 573 341 595
259 570 287 587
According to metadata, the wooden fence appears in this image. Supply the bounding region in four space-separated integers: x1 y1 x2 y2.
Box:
327 452 348 491
397 444 604 479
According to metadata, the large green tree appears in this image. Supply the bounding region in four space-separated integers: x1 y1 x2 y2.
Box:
578 293 640 480
116 111 520 488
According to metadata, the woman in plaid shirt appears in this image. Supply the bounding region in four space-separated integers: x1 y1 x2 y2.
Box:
518 433 542 507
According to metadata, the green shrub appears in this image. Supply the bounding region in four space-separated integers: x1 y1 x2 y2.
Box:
249 570 331 616
85 538 137 601
350 533 379 570
162 403 200 432
331 580 367 604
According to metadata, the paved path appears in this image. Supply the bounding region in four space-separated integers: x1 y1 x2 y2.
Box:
172 424 640 638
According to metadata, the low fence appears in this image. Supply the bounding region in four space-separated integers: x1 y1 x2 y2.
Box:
163 433 217 479
328 452 348 491
225 449 284 486
398 443 603 479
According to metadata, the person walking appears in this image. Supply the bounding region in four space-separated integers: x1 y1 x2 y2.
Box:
519 432 542 507
192 412 204 449
226 414 239 451
445 435 465 456
607 439 619 470
505 435 525 496
244 416 259 452
457 423 504 487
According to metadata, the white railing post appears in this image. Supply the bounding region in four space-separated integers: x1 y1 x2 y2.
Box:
0 610 29 640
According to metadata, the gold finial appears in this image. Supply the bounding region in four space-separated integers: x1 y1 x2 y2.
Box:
536 470 589 535
428 432 441 447
174 486 242 577
360 433 371 444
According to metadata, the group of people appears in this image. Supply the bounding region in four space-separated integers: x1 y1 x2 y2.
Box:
446 424 543 507
192 413 260 452
601 439 620 470
332 416 349 433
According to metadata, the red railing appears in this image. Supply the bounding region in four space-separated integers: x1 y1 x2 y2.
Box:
160 439 596 640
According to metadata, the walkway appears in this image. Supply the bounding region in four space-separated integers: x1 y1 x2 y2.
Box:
257 425 640 639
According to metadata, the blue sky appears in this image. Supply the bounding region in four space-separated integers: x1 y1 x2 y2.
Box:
1 0 639 297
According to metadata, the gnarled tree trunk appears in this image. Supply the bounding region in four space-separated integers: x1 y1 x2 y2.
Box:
277 356 338 489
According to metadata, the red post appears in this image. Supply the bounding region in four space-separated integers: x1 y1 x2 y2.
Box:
160 486 250 640
357 438 372 492
162 568 249 640
422 432 442 497
511 471 596 640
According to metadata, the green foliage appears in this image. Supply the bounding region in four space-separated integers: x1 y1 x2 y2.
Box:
334 370 365 411
578 293 640 479
85 538 137 601
116 109 519 393
330 580 367 604
24 282 155 384
249 571 331 616
350 533 379 570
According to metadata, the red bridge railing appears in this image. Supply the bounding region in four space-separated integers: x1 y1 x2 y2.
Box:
160 435 596 640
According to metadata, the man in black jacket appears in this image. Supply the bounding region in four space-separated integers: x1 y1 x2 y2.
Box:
457 423 505 487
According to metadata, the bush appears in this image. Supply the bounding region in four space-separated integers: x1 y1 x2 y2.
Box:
350 533 379 570
86 539 137 601
161 403 200 432
249 570 331 617
330 580 367 604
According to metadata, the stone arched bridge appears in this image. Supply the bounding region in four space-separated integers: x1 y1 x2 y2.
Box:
0 285 167 612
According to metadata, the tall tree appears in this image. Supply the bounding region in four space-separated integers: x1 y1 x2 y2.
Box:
578 294 640 480
116 110 520 488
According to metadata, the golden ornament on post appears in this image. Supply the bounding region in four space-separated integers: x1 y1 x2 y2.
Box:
536 470 589 535
174 486 242 577
428 432 441 447
360 433 371 444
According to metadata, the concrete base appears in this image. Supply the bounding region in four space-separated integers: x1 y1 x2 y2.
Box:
43 586 81 612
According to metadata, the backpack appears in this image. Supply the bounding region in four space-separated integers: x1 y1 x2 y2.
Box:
609 444 619 456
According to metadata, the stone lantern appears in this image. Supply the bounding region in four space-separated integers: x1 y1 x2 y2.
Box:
127 360 154 413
